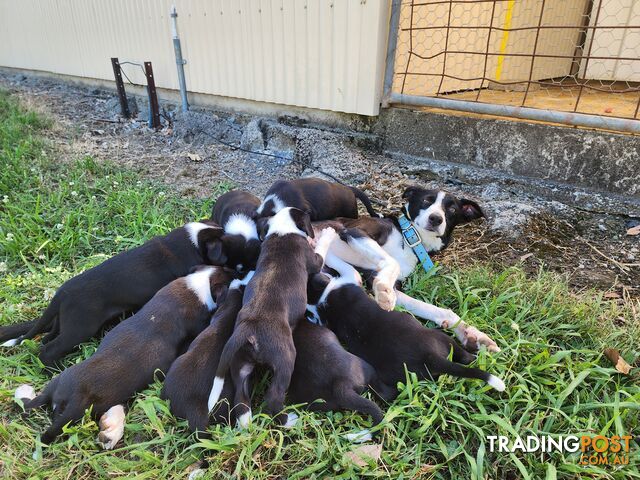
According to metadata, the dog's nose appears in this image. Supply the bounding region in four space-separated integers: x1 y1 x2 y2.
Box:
428 214 443 226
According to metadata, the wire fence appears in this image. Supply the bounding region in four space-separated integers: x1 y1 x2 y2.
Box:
391 0 640 123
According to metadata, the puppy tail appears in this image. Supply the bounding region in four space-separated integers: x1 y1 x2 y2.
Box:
434 358 506 392
19 295 61 342
207 329 248 412
350 186 380 218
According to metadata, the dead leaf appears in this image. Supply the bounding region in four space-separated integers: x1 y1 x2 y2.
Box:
519 253 534 262
604 348 632 374
186 153 202 162
344 443 382 468
627 225 640 236
604 292 621 299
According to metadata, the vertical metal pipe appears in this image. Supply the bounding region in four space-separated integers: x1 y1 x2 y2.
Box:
171 5 189 112
382 0 402 107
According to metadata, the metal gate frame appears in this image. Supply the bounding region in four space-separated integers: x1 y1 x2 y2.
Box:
382 0 640 134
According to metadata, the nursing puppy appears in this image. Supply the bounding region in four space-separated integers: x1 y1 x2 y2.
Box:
211 190 262 271
162 271 254 432
288 318 385 442
0 221 228 366
17 266 235 446
207 208 337 427
307 269 505 401
257 178 379 221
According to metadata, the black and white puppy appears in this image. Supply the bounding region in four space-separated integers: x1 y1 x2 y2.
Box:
211 190 262 271
257 178 379 221
288 317 385 442
207 208 337 427
0 221 229 366
314 187 498 352
162 270 254 432
16 266 235 447
306 268 505 401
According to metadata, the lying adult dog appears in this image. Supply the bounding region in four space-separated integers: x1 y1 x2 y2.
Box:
207 208 337 427
257 178 379 220
162 270 254 432
211 190 262 271
306 267 505 405
316 186 499 353
0 221 229 366
16 266 235 446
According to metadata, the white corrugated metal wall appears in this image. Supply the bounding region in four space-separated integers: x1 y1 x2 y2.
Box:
0 0 390 116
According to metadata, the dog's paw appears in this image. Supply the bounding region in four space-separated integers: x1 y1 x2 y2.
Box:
458 325 500 353
284 412 299 428
97 405 126 450
14 384 36 403
236 410 252 429
188 469 206 480
434 309 461 329
373 279 396 311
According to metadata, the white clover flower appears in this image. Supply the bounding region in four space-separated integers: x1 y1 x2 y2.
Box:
6 233 15 241
113 181 119 187
43 288 54 300
2 195 8 203
38 254 45 260
0 262 7 272
158 191 166 197
115 235 123 243
69 181 75 186
91 195 97 200
55 223 64 230
71 191 78 197
511 322 520 331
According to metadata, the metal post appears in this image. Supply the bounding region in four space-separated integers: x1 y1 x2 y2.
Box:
143 62 161 129
110 57 130 118
171 5 189 112
382 0 402 108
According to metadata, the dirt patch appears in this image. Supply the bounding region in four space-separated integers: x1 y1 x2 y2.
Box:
1 70 638 302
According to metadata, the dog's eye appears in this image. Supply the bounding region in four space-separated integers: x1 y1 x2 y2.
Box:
448 206 456 214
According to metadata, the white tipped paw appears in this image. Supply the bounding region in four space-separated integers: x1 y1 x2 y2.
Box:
14 384 36 403
188 469 205 480
236 410 252 429
1 337 20 347
284 412 299 428
97 405 125 450
373 279 396 311
343 429 372 443
458 325 500 353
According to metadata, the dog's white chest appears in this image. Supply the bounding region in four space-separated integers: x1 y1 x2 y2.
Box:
382 229 417 280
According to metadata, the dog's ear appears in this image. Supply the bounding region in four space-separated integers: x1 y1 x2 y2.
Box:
307 272 330 304
255 217 269 241
290 208 315 238
402 186 421 201
459 198 485 223
197 227 228 265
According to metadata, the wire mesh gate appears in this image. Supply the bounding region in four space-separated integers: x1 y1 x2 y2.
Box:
384 0 640 133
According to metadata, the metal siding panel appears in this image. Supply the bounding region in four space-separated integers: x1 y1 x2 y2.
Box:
0 0 387 115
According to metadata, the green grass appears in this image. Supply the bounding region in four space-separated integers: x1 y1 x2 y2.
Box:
0 90 638 479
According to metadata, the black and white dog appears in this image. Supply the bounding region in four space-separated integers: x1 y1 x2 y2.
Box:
306 267 505 405
315 186 499 353
16 266 235 447
257 178 379 220
0 221 229 365
207 208 337 427
211 190 262 271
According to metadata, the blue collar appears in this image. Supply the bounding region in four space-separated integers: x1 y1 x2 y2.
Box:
397 213 434 272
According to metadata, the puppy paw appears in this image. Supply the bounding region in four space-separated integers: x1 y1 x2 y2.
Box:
236 410 252 429
188 469 205 480
284 412 299 428
14 384 36 403
97 405 126 450
373 279 396 311
458 325 500 353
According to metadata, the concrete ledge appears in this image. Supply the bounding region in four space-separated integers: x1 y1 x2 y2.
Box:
379 107 640 198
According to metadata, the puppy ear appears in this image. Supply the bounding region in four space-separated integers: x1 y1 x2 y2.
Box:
205 239 228 265
459 198 485 223
293 209 315 238
402 186 420 201
255 217 269 241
